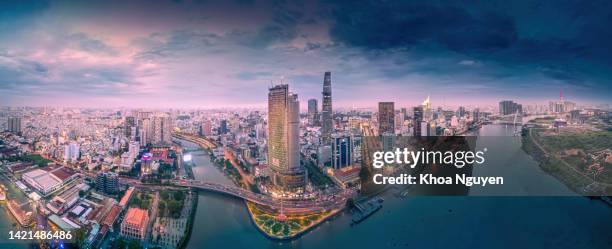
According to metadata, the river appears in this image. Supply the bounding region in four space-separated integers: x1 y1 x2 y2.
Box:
182 125 612 249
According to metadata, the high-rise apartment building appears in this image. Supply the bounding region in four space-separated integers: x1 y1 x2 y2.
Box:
378 102 395 135
499 100 522 115
307 98 318 126
139 118 151 146
218 120 228 135
96 172 119 194
63 142 80 162
201 119 212 136
400 108 408 121
413 106 423 137
152 115 172 145
473 108 481 122
7 116 21 134
124 116 136 138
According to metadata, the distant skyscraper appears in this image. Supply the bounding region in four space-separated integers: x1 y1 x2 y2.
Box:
139 118 151 146
201 119 212 136
268 84 306 192
332 135 353 169
457 106 466 118
499 100 522 115
422 96 432 121
549 89 575 113
321 72 333 145
125 116 136 138
413 106 423 137
136 111 152 125
219 120 228 135
420 121 431 136
63 142 80 162
307 98 318 126
378 102 395 135
7 117 21 134
152 115 172 145
400 108 408 121
473 108 481 122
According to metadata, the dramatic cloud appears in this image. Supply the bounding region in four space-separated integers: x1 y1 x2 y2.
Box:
0 0 610 108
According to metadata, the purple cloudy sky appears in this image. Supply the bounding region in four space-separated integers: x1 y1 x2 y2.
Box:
1 0 611 108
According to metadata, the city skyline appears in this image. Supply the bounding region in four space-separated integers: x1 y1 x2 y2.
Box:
1 1 612 108
1 2 611 249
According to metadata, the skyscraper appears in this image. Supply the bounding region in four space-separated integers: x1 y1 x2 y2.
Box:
422 96 432 121
139 118 151 146
219 120 228 135
413 106 423 137
268 84 306 192
307 98 318 126
321 72 333 145
201 119 212 136
549 89 575 113
125 116 136 138
7 116 21 134
400 108 408 121
332 135 353 169
63 142 80 162
378 102 395 135
499 100 522 115
473 108 481 122
457 106 466 118
96 172 119 194
152 115 172 145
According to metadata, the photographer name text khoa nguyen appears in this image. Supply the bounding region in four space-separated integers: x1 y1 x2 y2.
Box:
373 173 504 186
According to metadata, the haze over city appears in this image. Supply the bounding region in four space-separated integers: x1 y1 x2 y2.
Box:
1 0 611 108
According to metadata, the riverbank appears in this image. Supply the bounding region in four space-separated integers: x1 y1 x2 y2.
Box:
177 193 198 249
522 128 612 195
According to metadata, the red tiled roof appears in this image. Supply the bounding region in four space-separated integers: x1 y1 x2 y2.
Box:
102 205 122 227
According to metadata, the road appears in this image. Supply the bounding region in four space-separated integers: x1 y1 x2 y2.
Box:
174 180 355 214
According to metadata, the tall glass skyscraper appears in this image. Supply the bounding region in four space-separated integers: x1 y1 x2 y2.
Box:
332 135 353 169
321 72 333 145
413 106 423 137
268 84 306 192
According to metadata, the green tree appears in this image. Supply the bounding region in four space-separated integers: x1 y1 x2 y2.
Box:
112 238 126 249
174 191 185 201
128 240 142 249
73 227 87 247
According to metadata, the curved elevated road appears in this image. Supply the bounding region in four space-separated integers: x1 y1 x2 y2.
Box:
176 181 354 214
